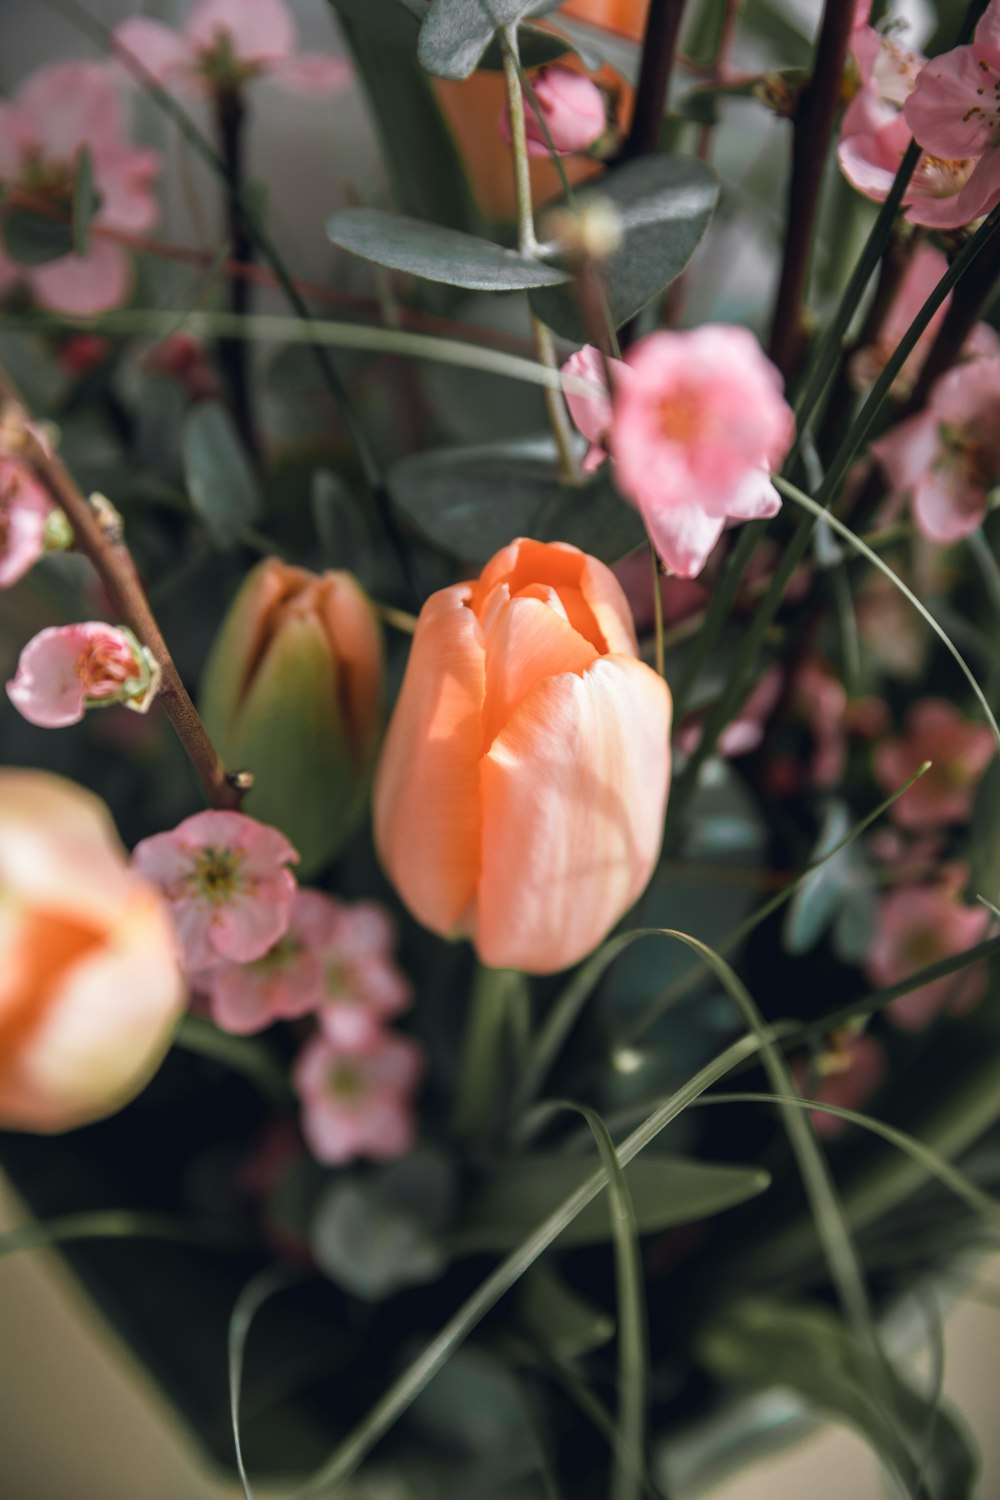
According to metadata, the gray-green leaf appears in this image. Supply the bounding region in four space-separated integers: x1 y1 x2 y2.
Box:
327 207 569 290
387 434 647 564
418 0 562 80
530 155 719 339
181 402 261 548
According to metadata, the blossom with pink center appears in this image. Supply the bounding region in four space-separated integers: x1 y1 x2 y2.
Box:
0 456 53 590
874 699 994 829
903 0 1000 229
865 879 990 1030
795 1032 888 1140
499 65 607 158
564 330 793 579
0 63 159 314
293 1028 423 1166
872 357 1000 544
114 0 352 99
131 810 298 974
6 622 160 729
849 243 1000 395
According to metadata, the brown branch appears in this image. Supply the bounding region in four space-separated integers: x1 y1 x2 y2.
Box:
768 0 856 381
905 235 1000 411
0 367 244 811
622 0 690 161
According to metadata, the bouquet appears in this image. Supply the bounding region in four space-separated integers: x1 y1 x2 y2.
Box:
2 0 1000 1494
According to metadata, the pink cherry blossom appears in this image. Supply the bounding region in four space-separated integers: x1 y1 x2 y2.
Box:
0 456 52 589
561 345 631 474
499 65 607 158
872 357 1000 544
849 243 1000 395
865 879 989 1030
795 1032 887 1140
131 810 298 974
198 889 327 1035
293 1028 423 1166
874 699 994 829
114 0 352 99
0 63 159 314
903 0 1000 229
6 622 159 729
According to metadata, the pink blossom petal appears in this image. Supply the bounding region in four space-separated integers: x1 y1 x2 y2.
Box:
92 144 160 233
113 18 196 88
187 0 295 63
268 53 353 94
904 44 996 159
948 147 1000 228
208 876 297 963
912 468 987 543
6 627 87 727
29 241 133 317
15 62 121 157
637 494 726 579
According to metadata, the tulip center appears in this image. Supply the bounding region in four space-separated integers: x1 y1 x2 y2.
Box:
657 389 708 444
191 846 245 904
327 1059 364 1102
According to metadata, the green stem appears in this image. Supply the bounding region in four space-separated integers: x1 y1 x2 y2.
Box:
453 963 520 1145
501 28 579 483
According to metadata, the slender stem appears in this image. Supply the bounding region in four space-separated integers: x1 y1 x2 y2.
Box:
623 0 689 161
650 545 665 678
453 964 519 1145
0 370 242 811
501 29 579 482
768 0 856 381
213 86 258 462
905 232 1000 411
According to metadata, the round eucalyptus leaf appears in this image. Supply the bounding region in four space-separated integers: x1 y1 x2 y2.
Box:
327 207 570 291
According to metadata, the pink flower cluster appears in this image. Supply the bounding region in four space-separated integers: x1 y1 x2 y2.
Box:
132 811 419 1166
839 0 1000 230
563 328 794 579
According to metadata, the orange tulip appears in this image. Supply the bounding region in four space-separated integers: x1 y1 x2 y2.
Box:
374 539 671 974
0 771 187 1132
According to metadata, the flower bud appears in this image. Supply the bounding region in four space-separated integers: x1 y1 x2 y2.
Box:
200 559 383 876
499 66 608 158
374 538 671 975
0 770 187 1132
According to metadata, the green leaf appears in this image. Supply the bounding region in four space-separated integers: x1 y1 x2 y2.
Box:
2 205 75 267
515 1263 614 1359
529 156 719 340
418 0 562 81
181 401 261 548
72 146 100 257
387 434 647 564
327 207 570 291
311 1180 447 1302
454 1153 770 1252
328 0 425 47
699 1298 978 1500
784 803 858 956
968 755 1000 910
337 11 483 233
550 15 641 81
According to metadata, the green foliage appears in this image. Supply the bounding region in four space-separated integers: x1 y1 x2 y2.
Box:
417 0 562 80
515 1263 615 1358
3 206 75 267
968 756 1000 909
529 156 719 339
783 802 875 961
71 145 99 257
699 1298 978 1500
327 206 570 290
387 435 646 563
181 401 261 549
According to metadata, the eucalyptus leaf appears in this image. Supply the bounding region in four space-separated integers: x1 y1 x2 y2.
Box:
454 1154 770 1252
418 0 562 81
551 15 642 81
327 207 569 291
784 803 858 956
2 206 75 267
72 146 100 257
530 155 719 340
699 1298 977 1500
387 435 647 564
312 1179 447 1302
515 1263 615 1359
181 401 261 548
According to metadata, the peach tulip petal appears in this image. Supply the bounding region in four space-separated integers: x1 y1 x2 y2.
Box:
481 593 598 749
477 656 671 973
319 572 384 765
374 585 486 937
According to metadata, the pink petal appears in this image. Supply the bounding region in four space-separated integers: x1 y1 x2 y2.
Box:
716 467 782 522
912 469 987 543
187 0 295 63
113 19 195 88
904 45 996 159
210 875 297 963
92 144 160 234
268 53 354 94
30 241 133 317
637 492 726 579
948 148 1000 227
6 627 89 728
15 62 121 157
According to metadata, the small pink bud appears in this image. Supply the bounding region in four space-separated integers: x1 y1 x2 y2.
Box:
6 623 160 729
499 65 607 158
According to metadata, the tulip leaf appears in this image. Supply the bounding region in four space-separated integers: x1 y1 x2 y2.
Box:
698 1299 977 1500
181 402 261 548
453 1153 770 1252
387 435 647 564
327 207 570 291
418 0 563 81
530 155 719 340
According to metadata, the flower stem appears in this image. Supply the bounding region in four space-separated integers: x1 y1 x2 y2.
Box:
0 367 244 811
501 28 579 483
767 0 856 381
453 963 521 1145
622 0 689 161
213 85 259 463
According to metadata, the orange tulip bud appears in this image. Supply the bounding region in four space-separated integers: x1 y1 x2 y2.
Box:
200 559 384 876
375 539 671 974
0 771 187 1133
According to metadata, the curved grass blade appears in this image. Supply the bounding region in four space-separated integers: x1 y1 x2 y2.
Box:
0 1210 245 1260
774 474 1000 749
229 1270 297 1500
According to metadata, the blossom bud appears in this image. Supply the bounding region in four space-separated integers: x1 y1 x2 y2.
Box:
200 559 383 876
499 65 608 158
0 770 187 1132
374 538 671 975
